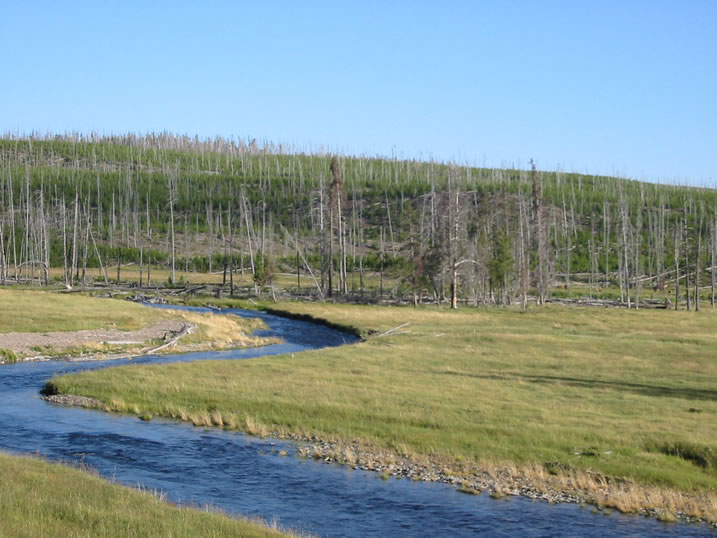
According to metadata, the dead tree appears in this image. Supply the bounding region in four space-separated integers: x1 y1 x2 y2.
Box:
695 202 703 311
531 160 548 304
168 168 177 285
328 157 344 296
619 192 631 308
712 216 716 308
674 222 681 310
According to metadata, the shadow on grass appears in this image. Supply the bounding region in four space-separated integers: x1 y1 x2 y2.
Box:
431 370 717 402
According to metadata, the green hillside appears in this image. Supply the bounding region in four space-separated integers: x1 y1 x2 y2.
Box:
1 134 715 307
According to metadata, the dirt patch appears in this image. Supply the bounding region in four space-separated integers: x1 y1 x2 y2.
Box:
0 319 187 359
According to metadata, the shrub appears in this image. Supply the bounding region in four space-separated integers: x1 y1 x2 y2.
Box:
655 441 715 469
0 348 18 364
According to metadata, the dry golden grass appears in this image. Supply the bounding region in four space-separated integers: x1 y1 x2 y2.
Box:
175 311 276 350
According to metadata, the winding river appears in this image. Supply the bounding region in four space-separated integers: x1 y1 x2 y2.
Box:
0 306 712 536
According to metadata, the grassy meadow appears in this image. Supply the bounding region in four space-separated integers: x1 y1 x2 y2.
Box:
48 302 717 515
0 289 168 333
0 452 287 537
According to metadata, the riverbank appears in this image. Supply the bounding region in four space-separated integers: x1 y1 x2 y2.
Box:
44 391 716 527
295 437 715 526
0 290 276 363
45 301 717 525
0 451 289 537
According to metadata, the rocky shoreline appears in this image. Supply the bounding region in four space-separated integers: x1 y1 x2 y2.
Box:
289 436 715 528
43 394 104 408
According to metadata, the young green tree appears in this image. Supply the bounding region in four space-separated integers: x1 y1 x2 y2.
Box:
489 228 513 305
253 250 275 291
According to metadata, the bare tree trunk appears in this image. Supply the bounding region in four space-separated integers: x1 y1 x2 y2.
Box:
0 218 5 284
385 190 397 260
620 195 631 308
8 174 18 281
319 175 326 293
339 193 347 294
379 227 385 299
518 195 529 309
684 207 691 311
562 193 571 289
358 193 364 295
206 202 213 274
62 196 68 285
674 224 681 310
81 203 89 286
532 161 547 304
184 214 189 281
23 169 30 282
449 176 460 310
280 223 323 299
451 263 459 309
710 216 717 308
219 207 227 286
146 191 152 286
328 200 333 298
116 246 121 284
631 203 643 310
229 203 234 296
241 191 256 283
294 213 301 292
603 201 610 288
71 188 79 286
38 188 49 285
89 221 109 286
168 173 176 285
695 205 703 311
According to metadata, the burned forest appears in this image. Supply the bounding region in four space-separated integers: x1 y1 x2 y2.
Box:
1 133 716 309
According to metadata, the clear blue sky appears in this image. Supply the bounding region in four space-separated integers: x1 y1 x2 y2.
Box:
1 1 715 185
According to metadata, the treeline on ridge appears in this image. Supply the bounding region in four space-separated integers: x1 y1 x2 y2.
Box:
0 133 715 309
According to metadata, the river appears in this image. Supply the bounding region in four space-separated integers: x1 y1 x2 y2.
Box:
0 306 711 536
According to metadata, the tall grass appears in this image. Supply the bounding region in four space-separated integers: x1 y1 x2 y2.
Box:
0 451 287 537
0 289 167 333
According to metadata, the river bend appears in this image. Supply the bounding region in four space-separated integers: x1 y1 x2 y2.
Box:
0 306 711 536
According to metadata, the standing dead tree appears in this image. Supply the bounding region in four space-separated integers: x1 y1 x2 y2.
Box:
167 166 178 285
328 156 347 296
531 160 549 304
448 169 463 309
517 194 530 309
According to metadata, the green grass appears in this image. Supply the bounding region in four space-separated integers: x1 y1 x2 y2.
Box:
49 303 717 496
0 451 286 537
0 289 169 333
0 348 18 363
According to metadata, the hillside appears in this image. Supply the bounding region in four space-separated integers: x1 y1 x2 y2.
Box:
1 133 715 307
